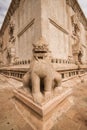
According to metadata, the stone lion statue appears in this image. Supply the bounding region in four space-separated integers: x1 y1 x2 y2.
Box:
23 38 61 103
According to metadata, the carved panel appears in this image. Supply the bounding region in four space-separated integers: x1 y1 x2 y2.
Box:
66 0 87 30
71 13 80 36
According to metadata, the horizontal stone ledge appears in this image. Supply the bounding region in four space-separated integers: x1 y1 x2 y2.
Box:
0 64 78 71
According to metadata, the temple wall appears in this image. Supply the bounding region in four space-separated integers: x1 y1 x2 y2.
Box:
1 0 42 62
41 0 69 59
0 0 87 64
48 23 69 59
16 0 41 60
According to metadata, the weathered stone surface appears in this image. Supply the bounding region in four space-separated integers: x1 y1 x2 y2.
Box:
0 0 87 130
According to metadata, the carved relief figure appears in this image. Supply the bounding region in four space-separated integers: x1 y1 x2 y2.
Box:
71 13 83 64
7 20 16 65
23 38 62 103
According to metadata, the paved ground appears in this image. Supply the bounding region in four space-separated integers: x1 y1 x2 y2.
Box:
0 75 32 130
52 81 87 130
0 75 87 130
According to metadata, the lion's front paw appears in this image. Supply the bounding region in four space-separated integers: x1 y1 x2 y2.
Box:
32 92 44 104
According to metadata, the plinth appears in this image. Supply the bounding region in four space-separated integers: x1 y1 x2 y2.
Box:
13 86 73 130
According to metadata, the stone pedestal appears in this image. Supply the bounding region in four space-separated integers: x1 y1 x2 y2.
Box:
14 87 73 130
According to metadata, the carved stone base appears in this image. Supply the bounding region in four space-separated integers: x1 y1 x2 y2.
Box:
13 87 73 130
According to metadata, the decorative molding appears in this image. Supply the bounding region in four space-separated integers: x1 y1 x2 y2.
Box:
17 19 35 37
0 0 20 35
49 18 69 35
66 0 87 30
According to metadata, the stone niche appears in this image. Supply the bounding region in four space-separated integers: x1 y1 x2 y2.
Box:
14 38 73 130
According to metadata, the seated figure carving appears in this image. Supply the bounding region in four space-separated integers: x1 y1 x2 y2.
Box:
23 38 61 103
